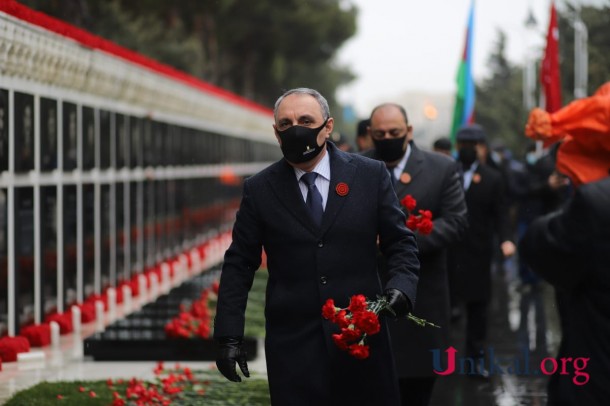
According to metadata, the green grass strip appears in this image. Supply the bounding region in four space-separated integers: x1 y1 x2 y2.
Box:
6 371 270 405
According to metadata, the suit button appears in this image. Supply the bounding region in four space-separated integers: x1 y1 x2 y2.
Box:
320 276 328 285
318 241 324 248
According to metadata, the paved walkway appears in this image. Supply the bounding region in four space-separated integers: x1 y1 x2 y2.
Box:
430 266 561 405
1 265 560 405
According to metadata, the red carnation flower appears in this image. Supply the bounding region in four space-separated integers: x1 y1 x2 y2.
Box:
400 194 417 211
418 217 434 235
322 299 337 321
352 310 381 335
348 343 370 360
348 294 367 313
332 333 349 351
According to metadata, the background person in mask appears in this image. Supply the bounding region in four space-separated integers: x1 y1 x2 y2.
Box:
213 88 420 406
449 124 515 377
364 103 467 406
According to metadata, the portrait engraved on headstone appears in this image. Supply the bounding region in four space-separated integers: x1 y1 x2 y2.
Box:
15 93 34 172
41 98 58 171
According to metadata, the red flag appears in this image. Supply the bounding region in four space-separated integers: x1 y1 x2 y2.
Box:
541 2 562 113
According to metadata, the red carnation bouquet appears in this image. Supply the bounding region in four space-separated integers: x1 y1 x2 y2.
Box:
400 194 433 235
322 294 437 359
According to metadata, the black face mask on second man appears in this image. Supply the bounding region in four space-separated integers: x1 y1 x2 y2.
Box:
277 119 328 164
373 136 407 163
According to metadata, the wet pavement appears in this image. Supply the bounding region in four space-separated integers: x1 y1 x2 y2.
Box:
429 264 561 406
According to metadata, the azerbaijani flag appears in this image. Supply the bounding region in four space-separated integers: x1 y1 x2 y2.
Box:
450 1 475 144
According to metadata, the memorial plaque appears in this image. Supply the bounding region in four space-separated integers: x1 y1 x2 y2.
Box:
130 116 142 168
82 106 95 170
40 186 58 315
41 98 58 171
130 182 140 273
116 184 126 281
63 185 77 306
144 180 155 268
100 110 112 169
0 189 7 336
101 185 112 287
63 102 78 170
116 114 128 168
83 185 95 296
14 93 34 172
15 188 34 328
0 89 9 173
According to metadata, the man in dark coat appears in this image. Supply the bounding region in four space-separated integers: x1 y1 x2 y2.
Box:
365 103 468 406
520 86 610 405
451 124 514 372
213 88 420 406
520 176 610 405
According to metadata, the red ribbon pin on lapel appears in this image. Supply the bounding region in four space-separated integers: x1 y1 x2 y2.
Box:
335 182 349 196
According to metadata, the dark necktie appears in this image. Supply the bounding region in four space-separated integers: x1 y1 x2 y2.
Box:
301 172 324 226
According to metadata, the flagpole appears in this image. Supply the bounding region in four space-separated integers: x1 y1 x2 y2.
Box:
572 3 588 98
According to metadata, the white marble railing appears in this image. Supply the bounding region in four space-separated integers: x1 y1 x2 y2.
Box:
0 11 274 143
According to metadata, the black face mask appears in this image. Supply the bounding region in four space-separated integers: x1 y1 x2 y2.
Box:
277 119 328 164
373 136 407 163
458 145 477 168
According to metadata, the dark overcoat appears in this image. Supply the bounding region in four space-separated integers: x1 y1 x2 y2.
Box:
366 143 467 376
390 144 467 376
214 142 420 406
452 163 511 302
520 176 610 406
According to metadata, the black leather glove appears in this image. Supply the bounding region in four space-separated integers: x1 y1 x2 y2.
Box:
383 288 411 318
215 336 250 382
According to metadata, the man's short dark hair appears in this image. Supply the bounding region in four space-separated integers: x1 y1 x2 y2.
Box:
433 137 452 151
357 119 370 137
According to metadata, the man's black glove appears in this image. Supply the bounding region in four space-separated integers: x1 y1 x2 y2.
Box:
215 336 250 382
383 288 411 318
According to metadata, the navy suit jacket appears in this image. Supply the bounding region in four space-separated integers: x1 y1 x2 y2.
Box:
215 142 419 405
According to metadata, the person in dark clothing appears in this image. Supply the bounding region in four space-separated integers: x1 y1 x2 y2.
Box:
364 103 467 406
432 136 453 157
356 118 373 152
521 83 610 405
520 176 610 405
214 88 419 406
450 124 515 377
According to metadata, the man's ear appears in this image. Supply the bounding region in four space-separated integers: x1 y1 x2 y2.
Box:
272 124 281 145
407 125 414 142
324 118 334 138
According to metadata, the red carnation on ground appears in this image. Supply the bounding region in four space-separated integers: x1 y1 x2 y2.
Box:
20 324 51 347
0 336 31 362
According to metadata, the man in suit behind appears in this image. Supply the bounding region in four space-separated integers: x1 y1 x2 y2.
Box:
213 88 420 406
365 103 468 406
451 124 515 374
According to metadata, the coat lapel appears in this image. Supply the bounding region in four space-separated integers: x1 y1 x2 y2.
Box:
321 143 357 234
267 159 319 235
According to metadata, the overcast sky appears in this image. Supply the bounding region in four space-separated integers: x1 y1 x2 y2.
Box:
336 0 604 116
